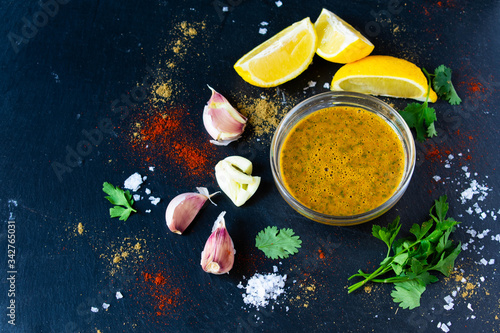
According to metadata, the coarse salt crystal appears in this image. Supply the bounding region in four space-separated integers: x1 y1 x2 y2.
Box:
433 175 442 182
489 259 495 265
323 82 330 89
145 188 151 195
102 303 110 309
479 258 488 265
273 265 278 273
275 0 283 7
149 196 161 205
467 303 473 311
466 229 477 237
133 194 141 201
259 28 268 35
145 209 151 213
116 291 123 299
149 166 155 171
240 273 287 309
260 21 269 26
222 6 228 12
91 307 99 313
438 322 450 332
124 172 143 191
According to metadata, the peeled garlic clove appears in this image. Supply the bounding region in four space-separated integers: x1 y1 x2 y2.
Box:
200 211 235 275
215 156 261 207
203 85 247 146
234 178 261 207
224 155 253 174
165 187 219 235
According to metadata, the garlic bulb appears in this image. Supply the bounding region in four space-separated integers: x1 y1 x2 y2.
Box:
203 86 247 146
165 187 219 235
200 211 235 275
215 156 261 207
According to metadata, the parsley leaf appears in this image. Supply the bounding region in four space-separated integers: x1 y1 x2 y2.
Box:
103 182 137 221
348 195 461 309
255 226 302 259
434 65 462 105
391 279 426 309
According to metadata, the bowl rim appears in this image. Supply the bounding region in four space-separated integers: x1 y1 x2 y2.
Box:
270 91 416 226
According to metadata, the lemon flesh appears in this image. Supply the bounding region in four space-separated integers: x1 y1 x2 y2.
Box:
234 18 317 87
331 55 437 102
315 8 374 64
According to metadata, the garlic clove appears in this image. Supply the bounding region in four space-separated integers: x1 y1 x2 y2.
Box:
200 211 235 275
217 160 255 184
165 187 219 235
203 86 247 146
223 155 253 174
215 156 261 207
234 177 261 207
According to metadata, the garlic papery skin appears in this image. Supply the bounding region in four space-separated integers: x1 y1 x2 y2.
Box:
215 156 261 207
165 187 219 235
200 211 235 275
203 86 247 146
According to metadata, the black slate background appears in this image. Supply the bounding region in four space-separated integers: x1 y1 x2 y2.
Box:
1 0 499 332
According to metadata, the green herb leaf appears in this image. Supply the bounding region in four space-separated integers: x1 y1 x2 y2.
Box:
432 195 449 222
372 217 401 252
348 196 461 309
400 65 461 142
400 102 437 142
429 242 462 276
255 226 302 259
434 65 462 105
103 182 137 221
391 280 426 309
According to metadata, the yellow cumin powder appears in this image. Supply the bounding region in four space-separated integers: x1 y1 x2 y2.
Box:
238 98 285 136
77 222 84 235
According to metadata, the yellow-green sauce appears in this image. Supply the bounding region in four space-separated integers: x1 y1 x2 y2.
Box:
280 106 405 216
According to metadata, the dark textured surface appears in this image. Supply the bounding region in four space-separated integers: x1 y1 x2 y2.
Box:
1 1 499 332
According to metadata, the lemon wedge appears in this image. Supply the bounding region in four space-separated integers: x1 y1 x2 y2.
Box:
314 8 374 63
234 18 317 87
331 55 438 102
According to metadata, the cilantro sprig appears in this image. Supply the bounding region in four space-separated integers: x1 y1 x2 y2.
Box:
348 195 461 309
255 226 302 259
433 65 462 105
103 182 137 221
399 65 461 142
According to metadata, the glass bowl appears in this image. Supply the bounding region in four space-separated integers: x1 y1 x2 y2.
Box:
270 91 416 226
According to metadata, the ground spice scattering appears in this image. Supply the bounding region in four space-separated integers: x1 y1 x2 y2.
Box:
122 105 222 185
77 222 84 235
132 269 185 319
98 237 146 276
237 92 297 140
